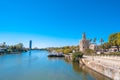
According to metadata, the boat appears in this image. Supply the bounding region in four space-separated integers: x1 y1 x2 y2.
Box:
48 52 64 57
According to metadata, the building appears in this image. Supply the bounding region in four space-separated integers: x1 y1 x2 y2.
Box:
29 40 32 50
79 33 90 52
79 33 98 52
109 46 120 52
89 43 98 51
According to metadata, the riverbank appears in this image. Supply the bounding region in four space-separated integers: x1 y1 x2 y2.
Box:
82 56 120 80
0 50 28 55
64 54 120 80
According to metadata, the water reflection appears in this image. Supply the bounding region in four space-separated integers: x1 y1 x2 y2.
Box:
64 59 111 80
48 57 64 61
63 58 72 64
28 51 32 66
29 50 31 56
0 50 112 80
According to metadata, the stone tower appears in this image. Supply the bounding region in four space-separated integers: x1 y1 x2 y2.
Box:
82 32 86 40
79 33 90 52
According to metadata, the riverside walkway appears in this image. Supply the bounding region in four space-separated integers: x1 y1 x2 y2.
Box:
85 55 120 70
83 55 120 80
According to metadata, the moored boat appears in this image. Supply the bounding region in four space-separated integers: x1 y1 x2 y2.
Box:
48 52 64 57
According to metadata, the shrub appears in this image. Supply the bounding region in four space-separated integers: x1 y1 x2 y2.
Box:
72 52 83 62
84 49 95 55
63 49 72 54
107 52 120 56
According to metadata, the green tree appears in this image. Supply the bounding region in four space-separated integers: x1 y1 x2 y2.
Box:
75 45 79 52
103 42 111 49
56 49 63 53
109 32 120 51
1 42 6 48
63 49 72 54
84 49 95 55
72 52 83 62
15 43 23 51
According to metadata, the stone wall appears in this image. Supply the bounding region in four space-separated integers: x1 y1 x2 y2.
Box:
82 56 120 80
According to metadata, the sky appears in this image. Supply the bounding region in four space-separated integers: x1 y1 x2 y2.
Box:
0 0 120 48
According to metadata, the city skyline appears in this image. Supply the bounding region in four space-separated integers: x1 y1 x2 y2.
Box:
0 0 120 48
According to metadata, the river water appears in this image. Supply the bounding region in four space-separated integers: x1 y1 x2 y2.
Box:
0 50 110 80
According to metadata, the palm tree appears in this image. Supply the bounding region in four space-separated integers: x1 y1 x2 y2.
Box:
1 42 6 48
100 38 104 45
93 38 96 44
100 38 104 52
89 39 92 43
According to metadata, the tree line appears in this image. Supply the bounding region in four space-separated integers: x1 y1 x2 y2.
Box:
101 32 120 51
47 32 120 55
0 43 27 54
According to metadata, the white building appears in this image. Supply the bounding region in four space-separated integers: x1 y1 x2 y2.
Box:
89 43 98 51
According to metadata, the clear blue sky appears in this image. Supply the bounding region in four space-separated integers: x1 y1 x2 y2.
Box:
0 0 120 48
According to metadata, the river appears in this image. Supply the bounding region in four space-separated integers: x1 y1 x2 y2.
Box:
0 50 111 80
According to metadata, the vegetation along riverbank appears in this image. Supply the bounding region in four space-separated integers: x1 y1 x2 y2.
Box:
0 42 27 55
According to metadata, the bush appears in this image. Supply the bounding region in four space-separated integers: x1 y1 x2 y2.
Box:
72 52 83 62
107 52 120 56
63 49 72 54
84 49 95 55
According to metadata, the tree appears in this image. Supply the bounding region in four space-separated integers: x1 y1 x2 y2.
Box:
75 45 79 52
93 38 96 44
14 43 23 51
100 42 111 52
72 52 83 62
109 32 120 51
100 38 104 45
63 49 72 54
84 49 95 55
56 49 63 53
89 39 92 43
103 42 111 49
1 42 6 48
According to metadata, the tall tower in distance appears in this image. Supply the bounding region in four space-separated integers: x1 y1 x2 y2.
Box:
29 40 32 50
